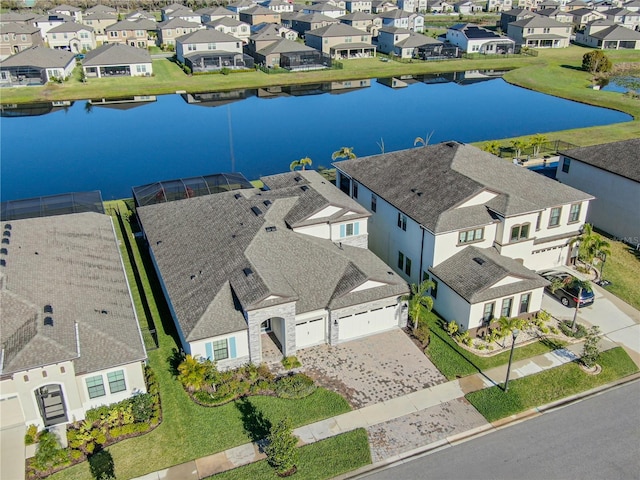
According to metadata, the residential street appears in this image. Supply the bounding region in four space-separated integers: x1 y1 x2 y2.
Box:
361 380 640 480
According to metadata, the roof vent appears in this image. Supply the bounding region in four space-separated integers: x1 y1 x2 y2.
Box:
446 141 457 148
190 274 196 280
417 192 423 197
265 226 277 232
294 176 302 182
156 240 162 246
2 231 10 237
243 267 253 277
101 309 108 315
44 317 54 327
263 200 272 207
3 224 11 230
1 238 8 244
387 271 394 275
234 193 242 199
0 259 5 267
44 305 53 314
473 257 485 265
251 206 263 216
300 185 309 192
0 248 7 255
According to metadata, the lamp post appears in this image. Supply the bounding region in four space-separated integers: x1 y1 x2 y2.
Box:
504 329 520 392
599 252 607 284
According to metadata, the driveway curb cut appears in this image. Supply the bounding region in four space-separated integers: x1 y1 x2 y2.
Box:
339 374 640 479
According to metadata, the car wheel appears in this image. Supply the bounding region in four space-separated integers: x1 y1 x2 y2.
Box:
561 297 570 307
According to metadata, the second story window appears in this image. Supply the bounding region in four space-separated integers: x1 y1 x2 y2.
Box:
458 227 483 244
371 194 377 212
549 207 562 227
397 212 407 231
569 203 581 223
562 157 571 173
340 222 359 237
536 212 542 231
352 182 358 199
510 223 530 242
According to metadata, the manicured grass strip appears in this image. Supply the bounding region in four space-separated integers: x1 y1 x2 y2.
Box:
465 347 638 422
207 428 371 480
425 313 561 380
598 233 640 312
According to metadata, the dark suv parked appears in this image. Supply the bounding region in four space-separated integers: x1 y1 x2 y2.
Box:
539 270 595 308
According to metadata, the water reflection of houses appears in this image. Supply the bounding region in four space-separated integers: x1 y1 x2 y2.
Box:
376 70 508 89
256 79 371 98
181 90 253 107
88 96 157 110
0 100 73 117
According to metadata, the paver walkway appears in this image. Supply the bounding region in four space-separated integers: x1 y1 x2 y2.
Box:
134 340 616 480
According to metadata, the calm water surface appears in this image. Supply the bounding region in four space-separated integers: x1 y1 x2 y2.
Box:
0 73 631 202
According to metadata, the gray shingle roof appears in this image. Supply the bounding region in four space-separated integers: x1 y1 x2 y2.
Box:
177 28 240 43
159 18 203 29
257 37 315 55
137 170 406 342
559 139 640 183
588 24 640 39
429 246 549 303
0 46 74 69
48 22 94 33
334 142 593 233
82 43 151 66
0 22 40 35
0 212 146 376
509 15 568 27
397 33 442 47
307 22 367 36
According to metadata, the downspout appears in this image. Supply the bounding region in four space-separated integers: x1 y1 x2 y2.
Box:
418 226 425 283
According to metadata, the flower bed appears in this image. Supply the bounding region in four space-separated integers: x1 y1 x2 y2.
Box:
26 366 161 479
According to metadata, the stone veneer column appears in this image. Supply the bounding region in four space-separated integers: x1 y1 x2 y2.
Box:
246 301 297 363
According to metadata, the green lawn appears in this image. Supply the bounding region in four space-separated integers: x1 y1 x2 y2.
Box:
206 429 371 480
50 201 351 480
465 347 638 422
425 313 563 380
597 233 640 312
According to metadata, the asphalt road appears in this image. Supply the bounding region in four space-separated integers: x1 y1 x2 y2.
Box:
361 380 640 480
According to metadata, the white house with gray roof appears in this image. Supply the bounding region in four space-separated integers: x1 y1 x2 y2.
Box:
334 141 593 335
82 43 152 78
0 46 74 86
0 209 147 479
46 22 96 53
507 15 571 47
556 139 640 245
136 170 409 368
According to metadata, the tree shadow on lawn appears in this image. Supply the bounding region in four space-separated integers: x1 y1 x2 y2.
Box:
235 398 272 450
560 64 585 72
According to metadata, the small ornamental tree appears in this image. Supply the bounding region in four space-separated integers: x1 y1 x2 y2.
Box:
581 326 601 368
265 417 299 476
33 430 67 473
582 50 612 75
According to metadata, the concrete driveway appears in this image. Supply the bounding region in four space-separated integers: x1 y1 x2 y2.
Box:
297 329 446 409
541 267 640 361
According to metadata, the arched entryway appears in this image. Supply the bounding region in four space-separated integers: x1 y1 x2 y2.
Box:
261 317 285 362
34 384 68 427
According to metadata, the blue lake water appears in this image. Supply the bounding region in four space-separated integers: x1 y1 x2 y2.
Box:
0 72 631 202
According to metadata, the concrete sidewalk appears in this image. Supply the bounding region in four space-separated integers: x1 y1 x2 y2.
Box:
133 340 614 480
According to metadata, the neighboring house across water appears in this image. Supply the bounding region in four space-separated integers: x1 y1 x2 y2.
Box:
345 0 374 12
339 12 382 35
454 1 484 13
575 19 640 45
507 15 572 47
291 13 339 35
176 29 254 72
207 17 252 43
252 37 331 69
197 6 240 23
49 4 82 22
333 141 592 335
556 139 640 245
305 22 375 58
239 6 282 25
0 46 74 85
536 8 575 23
446 23 516 53
33 13 73 40
157 18 203 47
303 2 348 18
499 8 538 32
377 26 445 58
371 0 400 12
261 0 296 13
81 12 119 44
165 8 203 24
569 7 607 27
602 7 640 29
46 23 96 52
377 9 425 33
82 43 153 78
135 171 409 368
0 23 43 60
105 20 156 48
486 0 514 12
0 195 147 480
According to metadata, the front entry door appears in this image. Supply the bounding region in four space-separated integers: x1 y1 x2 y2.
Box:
35 384 68 427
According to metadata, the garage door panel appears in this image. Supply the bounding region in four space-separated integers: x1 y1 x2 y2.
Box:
296 318 325 348
339 306 398 341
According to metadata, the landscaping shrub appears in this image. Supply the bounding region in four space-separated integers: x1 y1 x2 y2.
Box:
128 393 155 423
25 424 39 445
582 50 612 75
265 417 298 476
559 320 587 338
281 356 301 370
275 373 316 399
32 431 68 473
581 326 602 368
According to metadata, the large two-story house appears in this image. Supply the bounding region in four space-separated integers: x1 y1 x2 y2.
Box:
46 23 97 53
305 23 375 58
447 23 516 53
507 15 572 47
135 171 408 368
0 23 43 60
176 29 254 72
334 142 593 336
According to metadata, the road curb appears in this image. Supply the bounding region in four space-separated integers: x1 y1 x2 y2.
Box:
340 374 640 479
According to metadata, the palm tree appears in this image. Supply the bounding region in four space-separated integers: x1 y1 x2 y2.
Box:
482 140 502 156
529 133 548 158
570 224 611 273
290 157 312 171
414 131 435 147
570 278 592 332
177 354 208 392
510 139 529 160
331 147 356 161
401 279 435 332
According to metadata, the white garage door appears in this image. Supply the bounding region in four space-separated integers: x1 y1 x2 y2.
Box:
295 318 325 349
338 305 398 341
